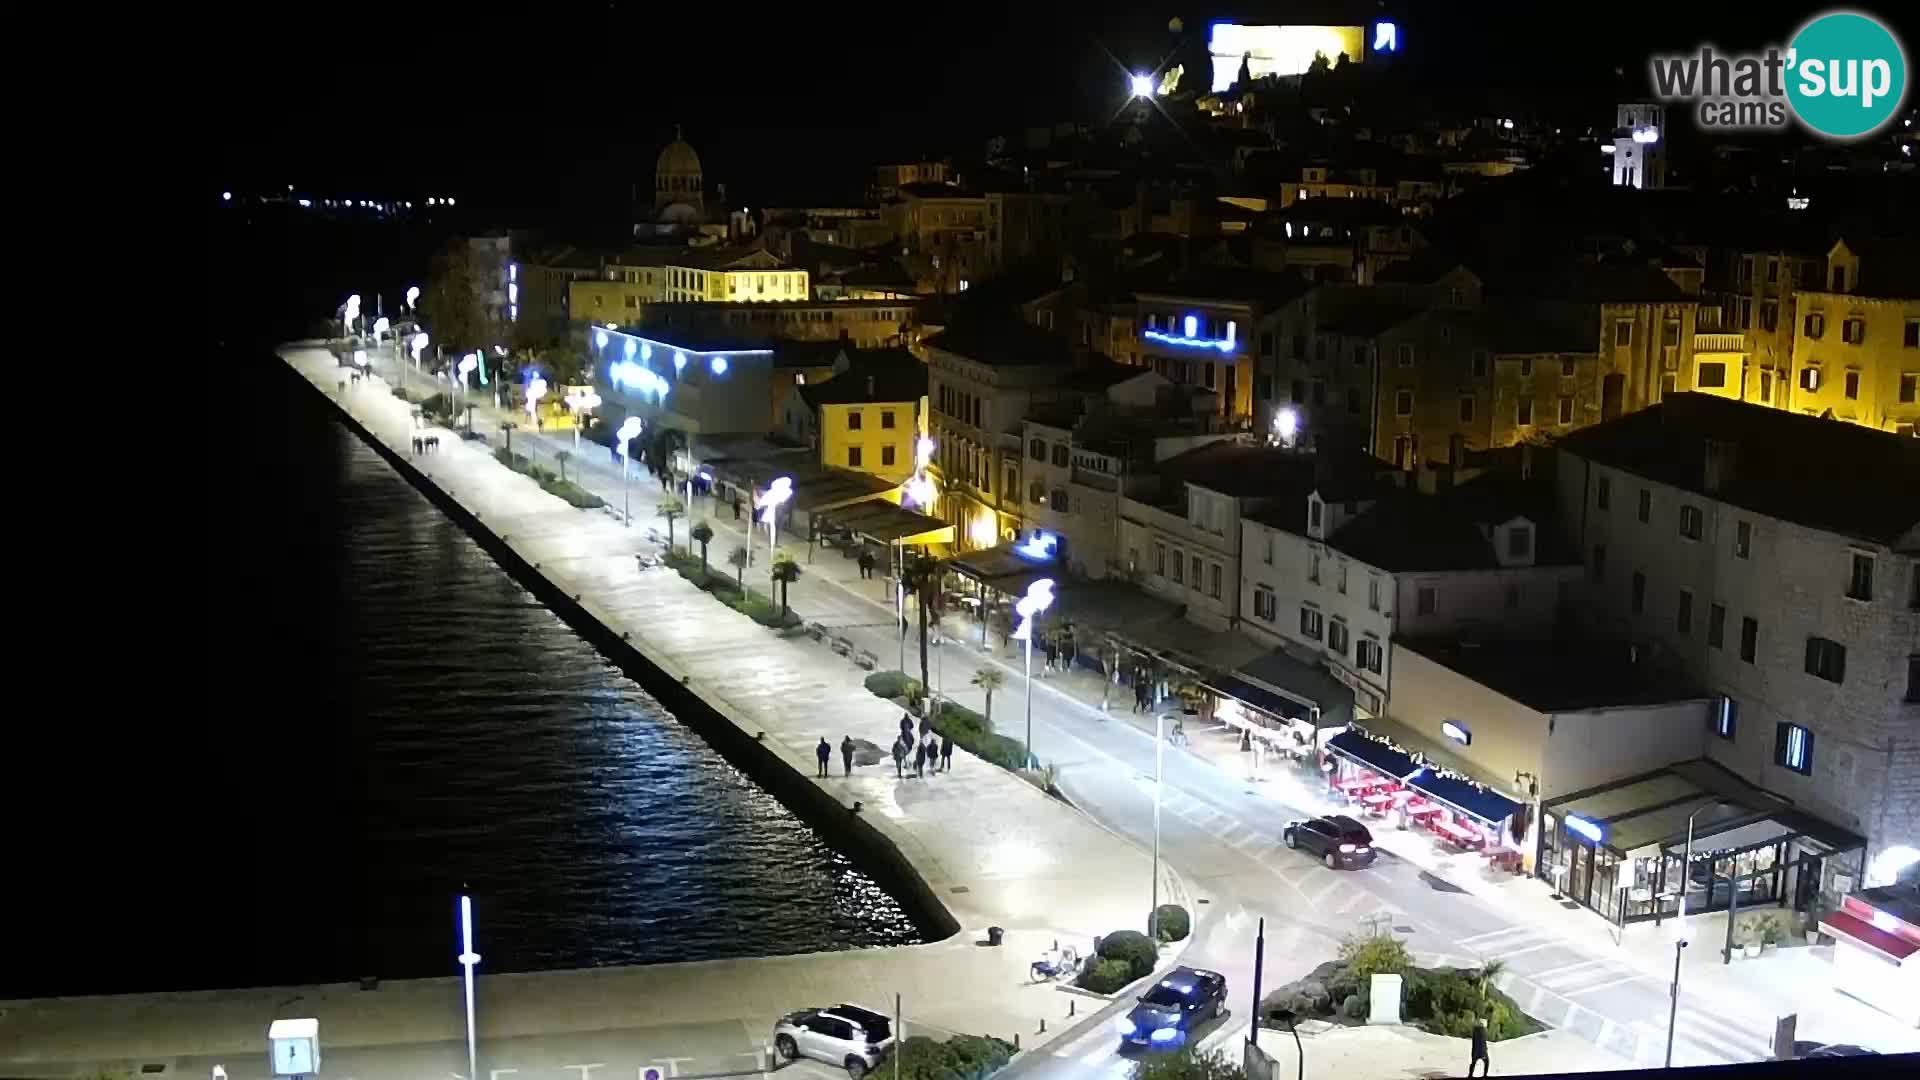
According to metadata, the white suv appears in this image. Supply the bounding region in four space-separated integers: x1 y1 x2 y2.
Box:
773 1004 895 1079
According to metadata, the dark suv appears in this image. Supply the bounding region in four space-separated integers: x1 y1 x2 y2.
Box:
1283 814 1377 869
1116 966 1228 1048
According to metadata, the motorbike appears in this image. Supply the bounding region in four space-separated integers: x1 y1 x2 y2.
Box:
1029 942 1083 983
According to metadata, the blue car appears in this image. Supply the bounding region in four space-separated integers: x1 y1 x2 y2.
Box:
1116 966 1228 1048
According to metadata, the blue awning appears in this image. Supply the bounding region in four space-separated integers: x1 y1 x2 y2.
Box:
1203 672 1316 724
1407 770 1522 825
1326 730 1418 780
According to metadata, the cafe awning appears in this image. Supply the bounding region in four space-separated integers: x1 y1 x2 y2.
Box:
1202 671 1317 725
1406 769 1523 825
1326 729 1418 780
820 500 953 546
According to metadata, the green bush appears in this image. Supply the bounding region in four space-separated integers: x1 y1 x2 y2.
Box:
1154 904 1191 943
929 700 1029 770
1127 1048 1247 1080
420 392 456 421
1401 969 1539 1041
539 477 604 509
661 551 798 629
1098 930 1159 980
865 671 923 700
871 1034 1015 1080
1079 957 1136 994
1338 932 1411 981
391 387 413 403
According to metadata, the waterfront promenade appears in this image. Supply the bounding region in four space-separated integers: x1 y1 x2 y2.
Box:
0 349 1175 1075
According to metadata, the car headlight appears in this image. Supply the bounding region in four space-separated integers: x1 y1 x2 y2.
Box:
1116 1017 1137 1035
1151 1026 1181 1042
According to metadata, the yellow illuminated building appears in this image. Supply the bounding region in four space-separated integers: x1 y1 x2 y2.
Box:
1789 240 1920 435
569 247 808 316
794 351 930 484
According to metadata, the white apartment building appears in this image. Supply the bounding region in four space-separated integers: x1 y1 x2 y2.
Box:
1555 393 1920 889
1240 462 1581 716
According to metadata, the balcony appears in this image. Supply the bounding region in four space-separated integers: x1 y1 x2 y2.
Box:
1693 333 1746 353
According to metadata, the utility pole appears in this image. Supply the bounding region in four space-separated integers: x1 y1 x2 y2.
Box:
1249 917 1266 1047
1664 939 1688 1067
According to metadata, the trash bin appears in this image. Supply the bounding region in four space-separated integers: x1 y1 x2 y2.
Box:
987 926 1004 946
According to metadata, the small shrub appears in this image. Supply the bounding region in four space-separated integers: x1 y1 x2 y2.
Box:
1154 904 1191 942
1128 1048 1247 1080
1079 957 1135 994
1297 980 1330 1014
864 671 922 700
1342 993 1365 1020
871 1034 1015 1080
1097 929 1159 979
1338 932 1411 981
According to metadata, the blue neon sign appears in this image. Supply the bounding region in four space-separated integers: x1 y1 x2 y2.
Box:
1143 313 1237 353
1373 21 1399 53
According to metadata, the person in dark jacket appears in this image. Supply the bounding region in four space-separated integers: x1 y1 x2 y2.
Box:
921 731 937 773
1468 1017 1489 1076
840 735 856 777
939 733 954 772
899 713 915 743
912 739 928 778
891 736 909 778
815 738 831 778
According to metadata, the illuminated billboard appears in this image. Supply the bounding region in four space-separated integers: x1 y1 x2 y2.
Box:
1209 23 1367 91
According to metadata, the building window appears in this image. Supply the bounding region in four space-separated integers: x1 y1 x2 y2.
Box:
1206 561 1223 598
1154 542 1166 576
1367 575 1380 611
1677 589 1693 635
1459 396 1476 422
848 410 863 431
1191 555 1203 589
1328 619 1350 656
1907 654 1919 703
1029 438 1045 460
1299 606 1324 640
1740 616 1759 663
881 410 896 429
1263 533 1274 565
1335 561 1349 594
1507 525 1532 559
1844 370 1861 400
1395 389 1413 416
1592 543 1607 582
1517 397 1534 426
1734 520 1751 559
848 446 863 467
1347 387 1364 415
1804 312 1825 339
1253 586 1276 621
1697 361 1727 388
1760 300 1777 331
1558 395 1574 423
1052 444 1070 467
1847 552 1874 601
1052 488 1069 512
1631 570 1646 613
1472 350 1488 377
1637 488 1651 524
1415 585 1437 616
1518 356 1535 378
1760 370 1773 403
1842 318 1865 345
1901 373 1918 404
1679 505 1703 540
1596 475 1611 510
1357 638 1383 674
1397 343 1414 367
881 445 896 467
1775 722 1814 775
1171 549 1184 584
1712 697 1738 740
1614 320 1633 347
1801 366 1822 392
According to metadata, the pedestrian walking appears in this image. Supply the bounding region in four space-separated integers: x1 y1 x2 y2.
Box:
939 733 954 772
1044 637 1059 675
891 735 908 778
1468 1017 1490 1076
913 740 927 778
899 712 915 743
918 713 932 740
921 731 937 772
815 737 831 778
840 735 855 777
732 494 742 520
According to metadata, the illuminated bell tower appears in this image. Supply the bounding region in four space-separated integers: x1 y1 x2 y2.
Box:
1611 103 1667 190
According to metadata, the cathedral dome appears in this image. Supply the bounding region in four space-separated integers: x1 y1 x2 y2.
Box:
656 130 702 184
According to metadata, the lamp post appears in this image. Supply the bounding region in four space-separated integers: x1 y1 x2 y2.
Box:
342 293 360 339
618 417 644 526
1663 939 1689 1068
524 376 547 436
456 893 481 1080
410 332 429 381
1273 1009 1304 1080
1663 803 1710 1068
565 389 601 450
1273 406 1300 448
1011 578 1056 770
405 285 419 314
759 476 793 583
1151 707 1165 939
458 354 478 432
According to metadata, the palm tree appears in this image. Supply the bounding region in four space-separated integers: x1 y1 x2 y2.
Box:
1476 958 1507 1007
770 553 802 616
971 666 1005 727
657 494 685 552
900 553 943 690
555 449 572 485
690 520 715 578
727 544 749 588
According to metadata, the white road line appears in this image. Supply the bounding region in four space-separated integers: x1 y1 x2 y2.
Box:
1495 939 1571 961
1456 924 1539 949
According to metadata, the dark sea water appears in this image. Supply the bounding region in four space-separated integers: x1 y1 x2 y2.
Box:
4 351 920 998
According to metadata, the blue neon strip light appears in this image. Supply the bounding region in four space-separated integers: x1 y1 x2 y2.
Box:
1143 329 1237 353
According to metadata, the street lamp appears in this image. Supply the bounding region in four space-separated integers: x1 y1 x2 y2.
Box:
342 293 360 338
458 354 479 433
1130 72 1155 98
372 316 390 343
759 476 794 578
1664 803 1711 1068
565 389 601 450
1273 406 1299 448
456 893 481 1080
1272 1009 1304 1080
618 417 644 526
405 285 419 312
410 332 429 368
1152 704 1165 939
1011 578 1056 770
525 376 547 434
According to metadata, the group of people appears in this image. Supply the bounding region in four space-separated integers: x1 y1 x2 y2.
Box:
1129 667 1161 713
812 715 954 780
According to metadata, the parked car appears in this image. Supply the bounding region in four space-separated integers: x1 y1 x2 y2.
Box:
1116 966 1228 1048
1283 814 1377 869
773 1004 895 1078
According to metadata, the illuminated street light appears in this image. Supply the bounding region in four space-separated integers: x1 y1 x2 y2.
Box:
1274 406 1299 448
405 285 420 311
1012 578 1057 769
525 376 547 433
371 317 390 343
410 332 429 368
342 293 361 338
595 329 609 350
565 388 601 449
618 416 645 526
758 476 794 573
901 435 938 510
458 353 478 433
456 894 481 1080
1130 73 1155 98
